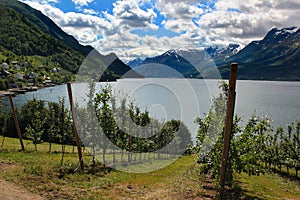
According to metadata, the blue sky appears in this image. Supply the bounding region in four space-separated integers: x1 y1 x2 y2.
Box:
55 0 116 14
20 0 300 61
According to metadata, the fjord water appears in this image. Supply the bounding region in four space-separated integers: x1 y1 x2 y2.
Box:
11 79 300 138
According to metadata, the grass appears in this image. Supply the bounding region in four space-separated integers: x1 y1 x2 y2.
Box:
0 135 300 199
234 172 300 200
0 136 207 199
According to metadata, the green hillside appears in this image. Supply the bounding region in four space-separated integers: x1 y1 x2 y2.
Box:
0 0 141 90
0 4 84 73
0 0 93 56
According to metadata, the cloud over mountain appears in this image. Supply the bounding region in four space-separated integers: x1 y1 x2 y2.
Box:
20 0 300 61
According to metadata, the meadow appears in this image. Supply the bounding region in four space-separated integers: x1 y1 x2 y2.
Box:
0 136 299 200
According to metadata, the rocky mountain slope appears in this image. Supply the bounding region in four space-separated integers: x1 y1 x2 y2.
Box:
128 27 300 81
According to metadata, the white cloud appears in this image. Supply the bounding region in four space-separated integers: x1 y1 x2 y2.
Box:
19 0 300 61
20 0 59 4
21 1 111 45
157 1 203 19
71 0 94 7
95 31 207 61
82 8 98 15
156 0 203 33
162 19 198 33
195 0 300 46
109 0 158 30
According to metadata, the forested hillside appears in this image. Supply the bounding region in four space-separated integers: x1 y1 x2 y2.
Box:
0 0 141 90
0 0 93 56
0 5 83 73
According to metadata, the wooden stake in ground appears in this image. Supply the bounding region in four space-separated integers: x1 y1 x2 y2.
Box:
67 82 84 171
218 63 238 199
8 94 25 151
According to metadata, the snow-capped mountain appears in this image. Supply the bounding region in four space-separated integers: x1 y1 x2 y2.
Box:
127 27 300 80
134 49 201 78
128 44 240 78
223 26 300 80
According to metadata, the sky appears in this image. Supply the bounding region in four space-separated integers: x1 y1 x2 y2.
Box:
19 0 300 62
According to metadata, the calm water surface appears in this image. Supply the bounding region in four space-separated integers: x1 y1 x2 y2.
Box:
8 79 300 138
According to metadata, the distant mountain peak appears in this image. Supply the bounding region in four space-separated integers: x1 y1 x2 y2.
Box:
126 57 144 69
127 26 300 81
223 26 300 80
163 49 179 56
274 26 299 34
265 26 299 42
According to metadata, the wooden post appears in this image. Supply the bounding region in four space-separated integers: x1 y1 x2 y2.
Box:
218 63 238 199
67 82 84 171
8 94 25 151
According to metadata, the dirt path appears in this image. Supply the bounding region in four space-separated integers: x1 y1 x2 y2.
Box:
0 179 47 200
0 160 47 200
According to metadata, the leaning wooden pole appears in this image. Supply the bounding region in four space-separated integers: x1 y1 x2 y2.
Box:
218 63 238 199
8 94 25 151
67 82 84 171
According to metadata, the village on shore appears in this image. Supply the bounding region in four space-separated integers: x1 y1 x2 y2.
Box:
0 60 72 98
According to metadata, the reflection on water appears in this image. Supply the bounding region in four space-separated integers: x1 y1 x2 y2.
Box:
7 79 300 138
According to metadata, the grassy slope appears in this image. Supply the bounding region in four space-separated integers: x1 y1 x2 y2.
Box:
233 173 300 200
0 136 207 199
0 136 299 200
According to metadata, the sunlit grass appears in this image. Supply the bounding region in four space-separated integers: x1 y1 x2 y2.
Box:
0 135 76 152
1 135 300 199
235 172 300 200
0 136 201 199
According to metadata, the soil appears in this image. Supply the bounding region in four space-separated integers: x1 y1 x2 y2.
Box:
0 179 47 200
0 160 47 200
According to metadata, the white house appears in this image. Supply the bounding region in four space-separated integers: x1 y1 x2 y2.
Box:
1 62 9 70
14 64 20 71
15 73 24 79
44 75 52 83
22 62 29 67
29 72 37 79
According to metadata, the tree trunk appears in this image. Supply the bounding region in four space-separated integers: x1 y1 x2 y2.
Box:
139 151 142 163
279 164 282 172
92 146 95 167
113 146 116 165
60 144 66 173
48 142 52 153
1 136 5 147
103 147 106 166
121 149 124 162
128 136 132 163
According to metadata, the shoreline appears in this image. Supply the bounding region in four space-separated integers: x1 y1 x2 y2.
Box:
2 77 300 99
0 83 57 98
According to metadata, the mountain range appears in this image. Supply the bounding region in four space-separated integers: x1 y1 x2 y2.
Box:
222 27 300 80
128 27 300 81
0 0 141 81
1 0 299 81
